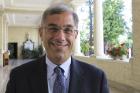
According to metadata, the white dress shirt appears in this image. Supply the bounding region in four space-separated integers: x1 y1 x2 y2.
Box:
46 56 71 93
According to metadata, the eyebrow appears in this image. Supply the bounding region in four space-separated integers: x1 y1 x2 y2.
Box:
48 24 58 27
48 24 74 28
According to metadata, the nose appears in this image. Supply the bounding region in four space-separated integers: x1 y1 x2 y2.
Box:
55 30 66 41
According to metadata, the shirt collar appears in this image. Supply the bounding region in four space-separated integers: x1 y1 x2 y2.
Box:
46 56 71 79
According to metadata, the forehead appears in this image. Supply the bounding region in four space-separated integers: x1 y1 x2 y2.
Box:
45 12 75 26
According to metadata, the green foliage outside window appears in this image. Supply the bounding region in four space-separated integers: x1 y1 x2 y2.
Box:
103 0 126 45
80 19 91 56
80 0 132 56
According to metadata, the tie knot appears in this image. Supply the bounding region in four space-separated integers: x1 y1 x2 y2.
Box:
54 66 64 75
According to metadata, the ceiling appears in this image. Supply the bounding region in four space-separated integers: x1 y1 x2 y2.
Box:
1 0 86 28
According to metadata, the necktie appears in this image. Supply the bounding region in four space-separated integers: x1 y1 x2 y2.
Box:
53 66 66 93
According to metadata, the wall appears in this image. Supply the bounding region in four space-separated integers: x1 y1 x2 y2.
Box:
132 0 140 90
8 27 40 58
75 56 132 86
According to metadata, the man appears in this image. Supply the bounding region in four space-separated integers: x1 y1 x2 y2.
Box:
6 3 109 93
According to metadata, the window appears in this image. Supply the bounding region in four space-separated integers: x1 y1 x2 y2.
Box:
76 0 132 60
76 0 94 56
103 0 133 60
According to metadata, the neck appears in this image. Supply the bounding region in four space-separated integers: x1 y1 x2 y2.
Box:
47 55 71 65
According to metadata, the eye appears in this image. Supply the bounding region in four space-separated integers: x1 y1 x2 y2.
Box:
64 28 73 34
48 27 59 32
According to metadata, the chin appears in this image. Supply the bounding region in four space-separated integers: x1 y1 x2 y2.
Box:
54 52 69 61
55 52 65 58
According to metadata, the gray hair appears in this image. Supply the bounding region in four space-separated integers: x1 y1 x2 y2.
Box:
40 3 79 28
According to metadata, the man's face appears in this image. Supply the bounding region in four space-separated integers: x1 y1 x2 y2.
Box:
39 12 78 65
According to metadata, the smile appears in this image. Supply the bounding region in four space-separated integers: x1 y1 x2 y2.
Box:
50 41 68 47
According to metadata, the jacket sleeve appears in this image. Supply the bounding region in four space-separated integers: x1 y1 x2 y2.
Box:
100 72 110 93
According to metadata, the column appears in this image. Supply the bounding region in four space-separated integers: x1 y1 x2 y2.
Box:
73 32 83 56
72 4 83 56
132 0 140 90
0 11 8 67
93 0 104 57
0 12 4 67
3 14 8 51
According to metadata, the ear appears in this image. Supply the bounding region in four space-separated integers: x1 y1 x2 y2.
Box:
75 31 78 39
38 27 43 41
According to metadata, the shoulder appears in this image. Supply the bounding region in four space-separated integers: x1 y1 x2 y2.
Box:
73 58 106 77
10 56 45 76
73 59 109 92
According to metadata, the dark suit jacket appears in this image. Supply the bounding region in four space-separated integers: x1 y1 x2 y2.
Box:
5 56 109 93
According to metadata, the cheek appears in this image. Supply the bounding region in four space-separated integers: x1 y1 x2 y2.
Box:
68 37 76 46
41 33 51 41
41 35 49 45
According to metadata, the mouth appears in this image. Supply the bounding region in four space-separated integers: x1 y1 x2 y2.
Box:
50 41 68 48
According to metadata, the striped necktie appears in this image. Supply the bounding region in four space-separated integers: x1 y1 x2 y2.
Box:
53 66 66 93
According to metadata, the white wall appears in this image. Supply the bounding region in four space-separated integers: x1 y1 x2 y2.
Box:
8 26 41 58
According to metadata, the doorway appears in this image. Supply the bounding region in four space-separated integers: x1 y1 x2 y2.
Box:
8 43 18 59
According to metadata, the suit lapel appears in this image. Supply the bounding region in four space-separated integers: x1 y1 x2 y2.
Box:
68 58 84 93
28 56 48 93
27 56 85 93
